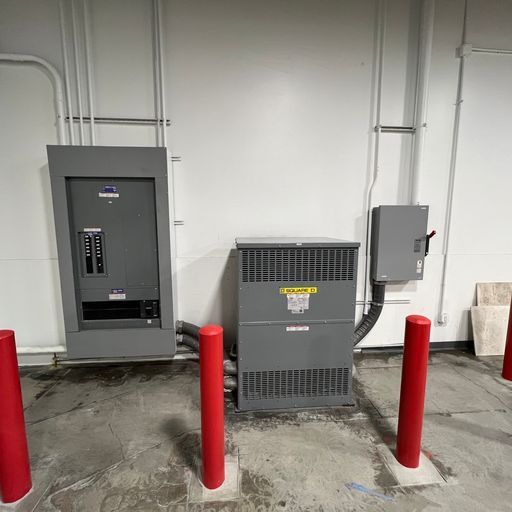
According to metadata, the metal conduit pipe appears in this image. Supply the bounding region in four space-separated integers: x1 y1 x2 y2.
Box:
152 0 162 147
437 0 468 325
0 53 66 144
82 0 96 145
362 0 387 316
410 0 435 205
58 0 75 145
156 0 168 148
71 0 85 144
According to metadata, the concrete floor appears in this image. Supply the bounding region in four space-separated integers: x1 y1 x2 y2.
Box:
5 350 512 511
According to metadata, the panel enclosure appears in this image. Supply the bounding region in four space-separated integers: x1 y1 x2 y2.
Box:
236 237 359 412
47 146 176 360
371 205 429 282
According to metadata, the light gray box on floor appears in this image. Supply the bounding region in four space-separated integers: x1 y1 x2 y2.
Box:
371 205 429 282
47 145 176 360
235 237 359 412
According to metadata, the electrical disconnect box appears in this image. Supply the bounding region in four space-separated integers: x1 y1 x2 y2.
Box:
371 205 429 282
47 146 176 359
235 237 359 412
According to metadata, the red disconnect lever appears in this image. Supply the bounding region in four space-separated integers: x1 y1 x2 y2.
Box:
428 230 436 239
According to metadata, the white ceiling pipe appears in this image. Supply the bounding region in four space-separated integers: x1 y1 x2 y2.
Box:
156 0 168 148
82 0 96 145
410 0 435 205
58 0 75 145
0 53 66 144
71 0 85 144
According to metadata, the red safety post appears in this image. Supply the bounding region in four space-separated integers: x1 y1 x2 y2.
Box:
396 315 431 468
199 325 225 489
0 330 32 503
502 297 512 381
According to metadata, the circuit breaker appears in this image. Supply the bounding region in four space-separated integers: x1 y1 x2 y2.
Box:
371 205 430 282
47 146 176 359
235 237 359 412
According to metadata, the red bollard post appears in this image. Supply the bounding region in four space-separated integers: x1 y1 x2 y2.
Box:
199 325 225 489
502 297 512 381
0 330 32 503
396 315 431 468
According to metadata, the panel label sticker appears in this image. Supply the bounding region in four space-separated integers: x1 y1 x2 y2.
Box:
99 185 119 198
83 227 102 232
286 325 310 332
287 293 310 314
279 287 317 294
109 288 126 300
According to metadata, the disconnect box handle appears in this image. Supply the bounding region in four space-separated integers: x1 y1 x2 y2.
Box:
425 230 436 257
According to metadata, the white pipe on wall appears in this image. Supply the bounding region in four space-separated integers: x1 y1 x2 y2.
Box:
362 0 387 314
0 53 66 144
410 0 435 205
71 0 85 144
156 0 168 148
82 0 96 145
58 0 75 145
152 0 162 147
437 0 468 325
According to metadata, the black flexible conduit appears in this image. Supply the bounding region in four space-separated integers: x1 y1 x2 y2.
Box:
176 320 238 386
353 282 386 347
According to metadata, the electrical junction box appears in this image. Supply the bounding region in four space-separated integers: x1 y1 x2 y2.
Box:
235 237 359 412
371 205 429 282
47 145 176 360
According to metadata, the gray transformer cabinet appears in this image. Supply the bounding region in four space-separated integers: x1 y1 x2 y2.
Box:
47 146 176 359
235 237 359 411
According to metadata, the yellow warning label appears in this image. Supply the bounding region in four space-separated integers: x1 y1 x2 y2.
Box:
279 287 318 294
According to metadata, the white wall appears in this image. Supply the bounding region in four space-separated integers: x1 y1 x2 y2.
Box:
0 0 511 353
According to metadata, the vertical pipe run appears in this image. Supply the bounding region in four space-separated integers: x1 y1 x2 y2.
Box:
396 315 431 468
82 0 96 145
362 0 387 314
437 0 469 325
409 0 435 205
71 0 85 144
0 331 32 503
156 0 168 148
502 298 512 381
152 0 162 147
199 325 225 489
58 0 75 145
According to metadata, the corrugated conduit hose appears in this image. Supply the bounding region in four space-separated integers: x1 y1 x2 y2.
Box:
176 321 238 388
353 282 386 347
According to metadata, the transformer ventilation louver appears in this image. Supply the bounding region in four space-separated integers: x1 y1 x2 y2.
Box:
240 248 356 283
242 368 350 401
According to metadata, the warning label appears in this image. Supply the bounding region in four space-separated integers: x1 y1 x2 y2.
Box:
286 325 310 332
280 287 317 294
287 293 310 314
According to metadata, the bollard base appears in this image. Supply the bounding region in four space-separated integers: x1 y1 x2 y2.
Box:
377 445 446 486
189 456 239 504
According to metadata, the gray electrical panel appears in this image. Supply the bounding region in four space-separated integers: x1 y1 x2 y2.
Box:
371 205 429 282
47 146 176 359
235 237 359 412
